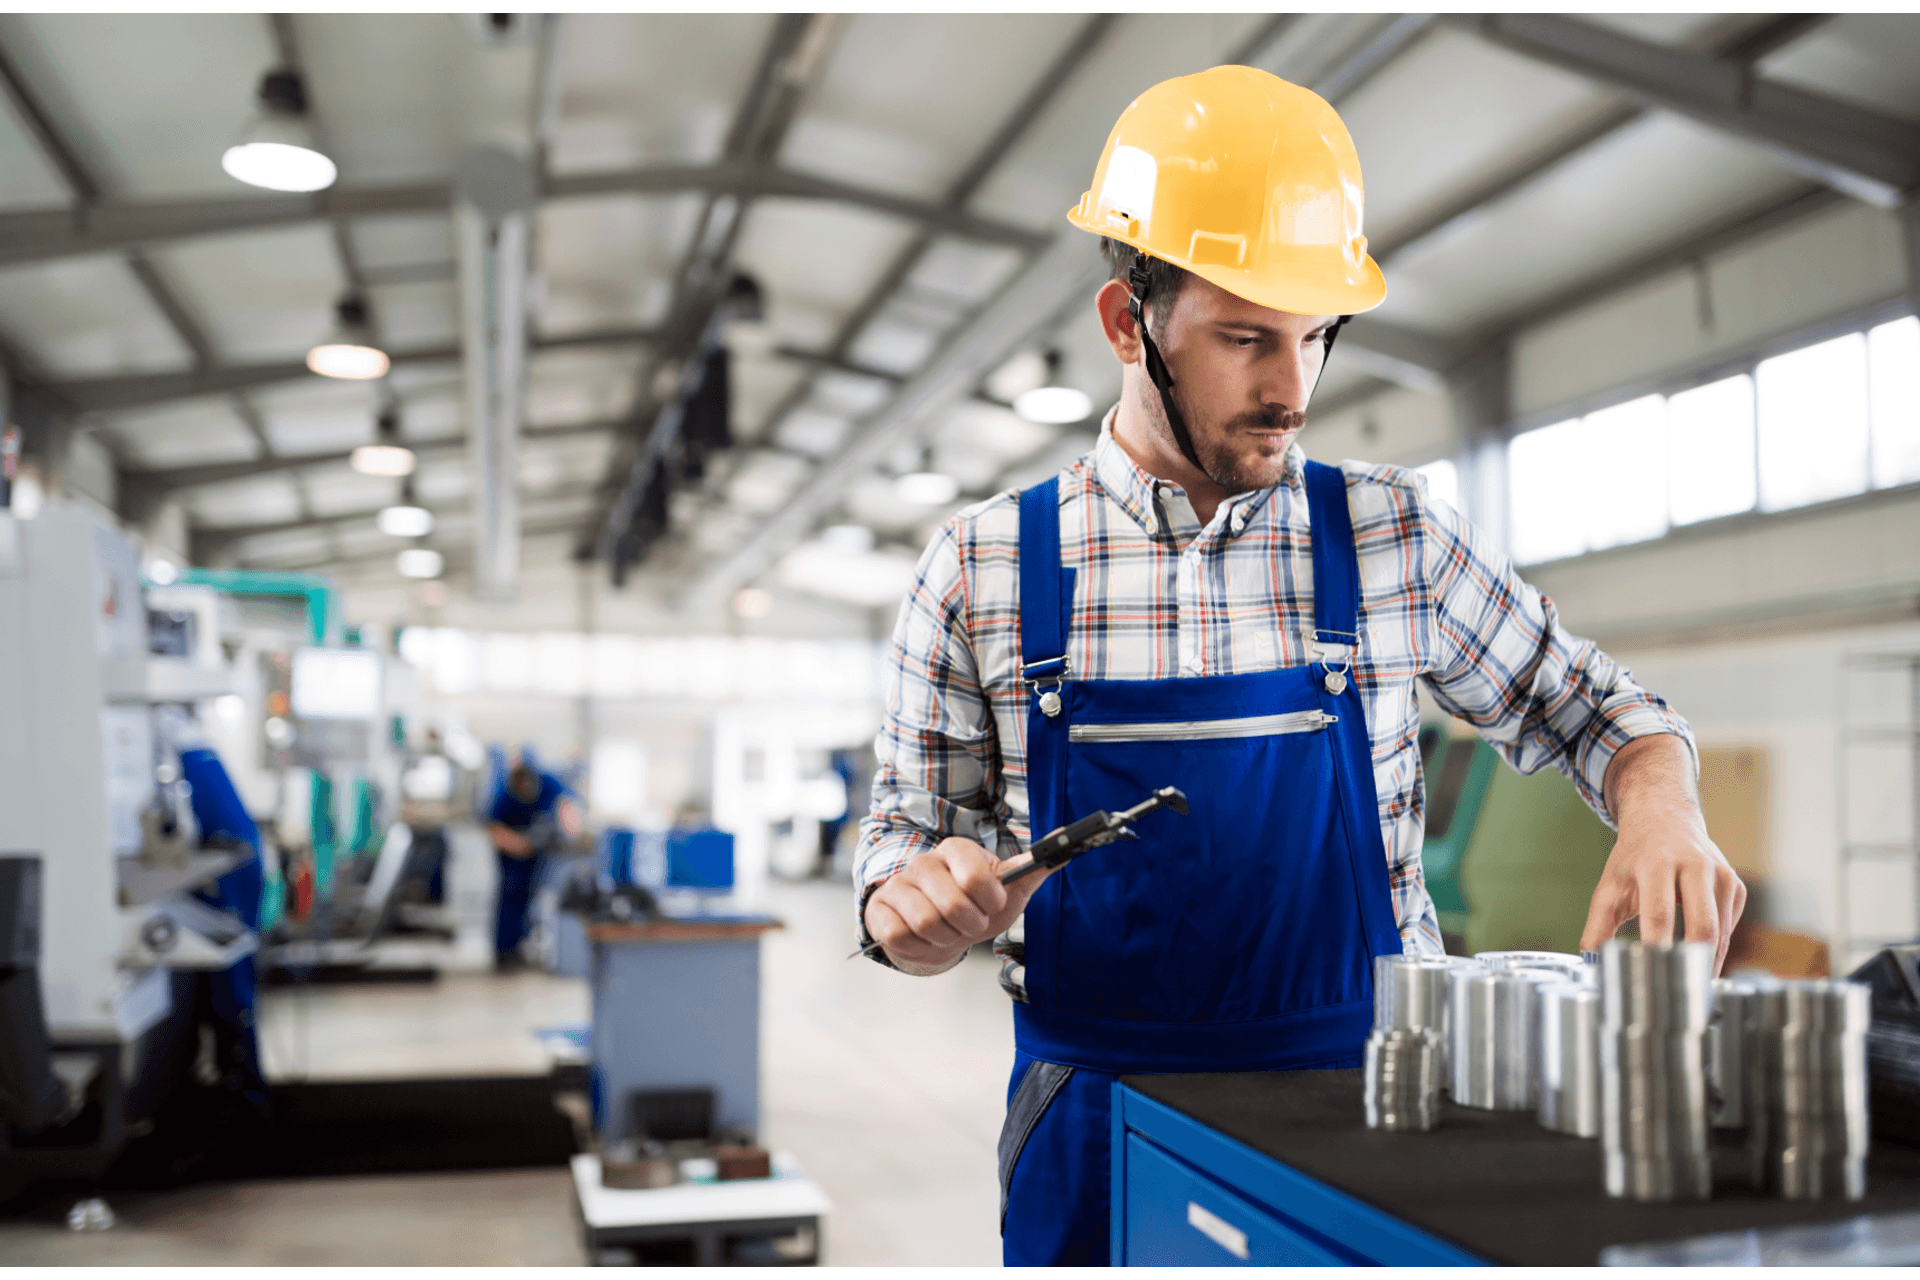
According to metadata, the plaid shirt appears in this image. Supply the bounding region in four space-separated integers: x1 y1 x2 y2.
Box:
855 418 1693 995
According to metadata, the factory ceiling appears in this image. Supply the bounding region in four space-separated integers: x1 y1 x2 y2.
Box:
0 12 1916 611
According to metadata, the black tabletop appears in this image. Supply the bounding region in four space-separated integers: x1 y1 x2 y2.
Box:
1122 1069 1920 1266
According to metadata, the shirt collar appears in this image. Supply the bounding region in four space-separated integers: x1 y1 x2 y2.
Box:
1090 406 1305 538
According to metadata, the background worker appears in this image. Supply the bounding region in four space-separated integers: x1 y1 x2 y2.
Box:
853 65 1747 1265
487 756 576 971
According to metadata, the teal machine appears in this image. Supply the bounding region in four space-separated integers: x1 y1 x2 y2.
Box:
1417 721 1617 955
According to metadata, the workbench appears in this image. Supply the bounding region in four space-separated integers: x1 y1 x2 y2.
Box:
571 1151 830 1265
1113 1069 1920 1265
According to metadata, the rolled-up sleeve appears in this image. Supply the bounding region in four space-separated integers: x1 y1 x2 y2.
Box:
853 520 1006 953
1419 494 1695 829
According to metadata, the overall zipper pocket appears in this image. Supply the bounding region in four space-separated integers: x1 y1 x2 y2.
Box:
1067 709 1336 743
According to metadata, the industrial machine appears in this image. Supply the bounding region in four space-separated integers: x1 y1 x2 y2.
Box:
1417 719 1620 956
0 505 267 1217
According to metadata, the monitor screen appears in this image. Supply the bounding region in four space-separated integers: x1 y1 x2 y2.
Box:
290 647 382 720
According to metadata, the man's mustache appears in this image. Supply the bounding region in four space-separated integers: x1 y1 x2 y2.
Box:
1226 407 1308 434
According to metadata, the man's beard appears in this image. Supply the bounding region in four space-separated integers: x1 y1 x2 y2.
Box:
1156 383 1307 494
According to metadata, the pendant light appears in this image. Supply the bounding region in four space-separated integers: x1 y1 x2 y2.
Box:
308 296 390 381
377 476 433 538
396 548 444 580
894 446 958 506
1013 350 1093 425
351 409 415 477
221 69 337 194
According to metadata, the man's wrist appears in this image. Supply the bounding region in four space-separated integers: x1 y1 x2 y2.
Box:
1604 733 1702 831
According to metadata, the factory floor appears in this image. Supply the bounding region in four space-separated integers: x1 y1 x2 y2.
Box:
0 878 1011 1266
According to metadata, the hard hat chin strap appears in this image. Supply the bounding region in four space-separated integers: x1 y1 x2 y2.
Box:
1129 259 1206 475
1127 254 1349 481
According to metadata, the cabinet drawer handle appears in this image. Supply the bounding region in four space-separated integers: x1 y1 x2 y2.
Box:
1187 1200 1249 1260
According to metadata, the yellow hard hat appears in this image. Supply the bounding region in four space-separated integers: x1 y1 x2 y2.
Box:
1068 65 1386 317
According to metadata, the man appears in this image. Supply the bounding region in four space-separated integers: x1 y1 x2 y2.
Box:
854 66 1746 1264
487 756 575 971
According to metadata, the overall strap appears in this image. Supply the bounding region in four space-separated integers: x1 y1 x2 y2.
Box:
1302 460 1359 648
1018 479 1066 682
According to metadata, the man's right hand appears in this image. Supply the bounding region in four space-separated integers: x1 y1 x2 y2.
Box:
863 837 1053 975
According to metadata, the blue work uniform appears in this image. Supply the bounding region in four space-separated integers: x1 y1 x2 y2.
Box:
489 771 565 960
999 461 1401 1265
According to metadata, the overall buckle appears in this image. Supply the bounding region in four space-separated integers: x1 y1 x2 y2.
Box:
1313 629 1357 696
1022 656 1068 718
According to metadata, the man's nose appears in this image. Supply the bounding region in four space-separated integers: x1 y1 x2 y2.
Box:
1257 353 1313 412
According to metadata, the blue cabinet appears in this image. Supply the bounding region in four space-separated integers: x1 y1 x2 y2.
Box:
1111 1084 1485 1267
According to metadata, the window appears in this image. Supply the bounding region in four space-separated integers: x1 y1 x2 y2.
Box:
1756 332 1869 512
1667 374 1755 527
1414 458 1460 513
1870 316 1920 490
1582 395 1668 550
1507 312 1916 566
1509 419 1589 565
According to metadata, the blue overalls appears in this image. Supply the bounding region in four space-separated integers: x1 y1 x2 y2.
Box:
999 461 1401 1265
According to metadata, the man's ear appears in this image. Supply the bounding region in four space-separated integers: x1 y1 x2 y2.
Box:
1095 277 1143 367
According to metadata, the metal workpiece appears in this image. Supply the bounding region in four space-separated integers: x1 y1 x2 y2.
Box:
1748 980 1871 1201
1364 1026 1440 1132
1537 981 1603 1138
1375 954 1477 1085
1475 950 1588 975
1709 977 1768 1129
1600 1023 1713 1200
1450 966 1555 1110
1599 940 1716 1202
1600 939 1715 1033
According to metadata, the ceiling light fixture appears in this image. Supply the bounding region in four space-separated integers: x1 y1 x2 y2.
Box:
397 548 444 580
895 471 959 506
308 296 390 381
1013 350 1093 425
820 524 875 555
351 409 416 477
221 69 337 193
378 477 433 537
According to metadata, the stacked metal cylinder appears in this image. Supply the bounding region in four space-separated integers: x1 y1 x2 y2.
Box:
1363 1026 1441 1131
1746 979 1871 1200
1599 939 1715 1201
1360 941 1874 1207
1537 979 1604 1137
1445 953 1583 1111
1365 955 1464 1131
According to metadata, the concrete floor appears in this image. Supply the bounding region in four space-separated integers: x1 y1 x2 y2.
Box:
0 878 1015 1266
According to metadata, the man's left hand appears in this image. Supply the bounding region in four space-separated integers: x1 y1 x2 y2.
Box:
1578 734 1747 974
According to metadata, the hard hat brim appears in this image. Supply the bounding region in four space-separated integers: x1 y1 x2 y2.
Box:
1069 209 1387 318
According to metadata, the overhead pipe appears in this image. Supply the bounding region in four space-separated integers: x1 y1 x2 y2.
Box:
453 147 537 602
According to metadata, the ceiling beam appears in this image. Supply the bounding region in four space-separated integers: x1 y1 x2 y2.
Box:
120 416 620 498
48 325 662 413
0 162 1047 272
673 14 1119 569
1373 14 1834 266
1454 13 1920 208
685 233 1109 611
1312 13 1434 103
236 508 588 574
586 14 848 570
0 26 287 504
194 480 600 563
1335 318 1461 393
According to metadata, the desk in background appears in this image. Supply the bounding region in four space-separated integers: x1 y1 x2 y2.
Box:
585 916 782 1146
